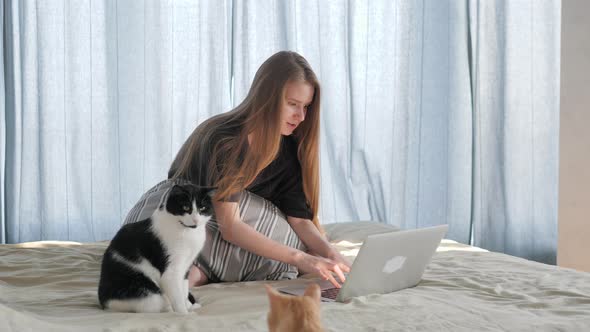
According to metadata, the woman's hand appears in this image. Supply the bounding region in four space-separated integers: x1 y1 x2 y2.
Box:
325 247 352 273
294 252 347 288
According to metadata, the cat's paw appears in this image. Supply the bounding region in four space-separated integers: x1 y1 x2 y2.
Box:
186 298 201 311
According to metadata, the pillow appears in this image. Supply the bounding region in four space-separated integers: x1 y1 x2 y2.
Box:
125 182 304 282
124 179 191 225
323 221 399 243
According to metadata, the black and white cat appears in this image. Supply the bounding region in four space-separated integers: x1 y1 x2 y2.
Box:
98 184 213 313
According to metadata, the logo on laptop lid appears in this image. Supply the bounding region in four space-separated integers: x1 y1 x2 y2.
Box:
382 256 407 274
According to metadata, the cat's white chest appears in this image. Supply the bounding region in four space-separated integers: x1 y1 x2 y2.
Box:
150 210 208 273
165 226 206 261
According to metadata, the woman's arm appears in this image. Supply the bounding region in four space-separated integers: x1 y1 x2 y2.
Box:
286 216 332 257
287 216 351 270
214 200 346 287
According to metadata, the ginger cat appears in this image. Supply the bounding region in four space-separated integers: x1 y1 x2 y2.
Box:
265 284 325 332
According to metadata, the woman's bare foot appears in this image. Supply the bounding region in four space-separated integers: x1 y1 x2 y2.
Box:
188 265 209 287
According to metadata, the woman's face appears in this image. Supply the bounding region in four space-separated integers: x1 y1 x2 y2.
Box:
280 81 314 136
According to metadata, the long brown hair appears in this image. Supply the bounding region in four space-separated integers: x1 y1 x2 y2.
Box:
169 51 322 229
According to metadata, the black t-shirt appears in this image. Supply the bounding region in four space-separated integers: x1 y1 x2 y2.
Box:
246 136 313 220
169 130 313 220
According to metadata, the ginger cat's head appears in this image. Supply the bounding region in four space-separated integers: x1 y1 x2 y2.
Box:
265 284 324 332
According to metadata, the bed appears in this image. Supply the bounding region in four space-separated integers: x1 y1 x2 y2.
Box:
1 222 589 331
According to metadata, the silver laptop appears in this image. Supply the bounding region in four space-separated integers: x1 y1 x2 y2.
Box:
279 224 448 302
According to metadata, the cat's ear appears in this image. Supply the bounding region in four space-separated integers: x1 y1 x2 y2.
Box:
161 185 185 209
170 184 193 199
184 184 213 199
265 285 282 306
265 284 279 297
169 185 183 194
197 187 216 199
303 283 321 302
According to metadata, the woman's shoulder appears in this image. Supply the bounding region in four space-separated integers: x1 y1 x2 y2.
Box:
197 115 242 142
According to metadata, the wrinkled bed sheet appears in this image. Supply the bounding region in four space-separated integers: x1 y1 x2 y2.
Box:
1 222 589 331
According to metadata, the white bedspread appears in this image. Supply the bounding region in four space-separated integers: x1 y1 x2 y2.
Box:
1 222 589 331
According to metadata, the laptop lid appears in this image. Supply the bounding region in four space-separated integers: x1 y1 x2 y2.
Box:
278 225 448 302
335 224 448 302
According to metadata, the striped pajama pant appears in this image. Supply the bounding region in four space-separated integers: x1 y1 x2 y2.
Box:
123 179 305 282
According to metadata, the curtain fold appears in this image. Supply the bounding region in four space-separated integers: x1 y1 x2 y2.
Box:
469 0 560 264
1 0 560 264
3 0 232 243
231 0 475 244
0 0 6 244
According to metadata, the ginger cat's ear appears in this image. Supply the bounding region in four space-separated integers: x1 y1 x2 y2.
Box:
304 283 321 302
265 284 280 296
265 285 282 305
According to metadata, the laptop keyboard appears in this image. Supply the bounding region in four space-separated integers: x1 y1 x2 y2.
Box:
320 287 340 300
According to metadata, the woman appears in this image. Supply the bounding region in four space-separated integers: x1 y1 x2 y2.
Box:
126 51 349 288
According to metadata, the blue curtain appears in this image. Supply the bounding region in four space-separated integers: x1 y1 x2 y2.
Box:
469 1 560 264
0 0 6 244
2 0 233 243
1 1 560 264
